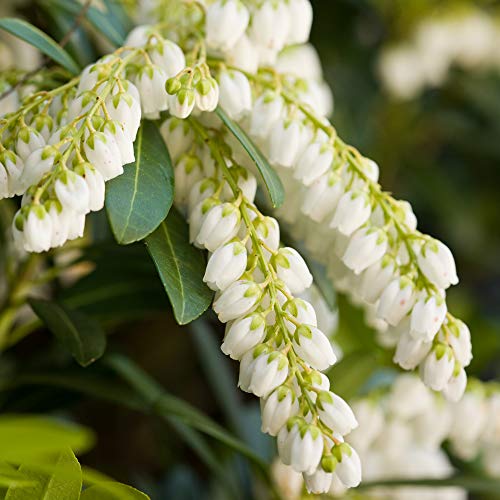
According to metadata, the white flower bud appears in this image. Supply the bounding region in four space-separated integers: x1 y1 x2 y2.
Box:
301 171 343 222
102 120 135 166
124 25 153 47
204 241 247 291
213 279 261 323
250 91 284 139
274 247 312 294
317 391 358 436
19 146 57 191
150 39 186 78
84 131 123 181
55 170 90 214
167 88 195 119
333 444 362 488
16 126 46 161
420 344 455 391
196 202 241 252
0 151 24 197
304 467 333 495
195 77 219 112
287 0 313 45
66 211 86 241
221 313 266 360
135 65 168 119
394 326 432 370
294 141 334 186
217 70 252 121
357 254 397 304
18 205 53 252
0 162 8 198
417 239 459 290
446 319 472 367
188 178 218 216
226 34 259 74
249 1 290 62
105 89 142 141
261 385 299 436
249 216 280 256
293 324 336 371
410 294 447 342
75 163 105 212
283 298 317 333
269 119 303 168
443 367 467 402
205 0 250 51
239 345 289 398
377 277 416 326
160 118 194 163
46 201 70 248
330 190 371 236
342 226 388 275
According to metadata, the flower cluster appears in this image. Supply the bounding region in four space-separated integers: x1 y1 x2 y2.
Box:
166 116 361 494
378 7 500 99
273 374 500 499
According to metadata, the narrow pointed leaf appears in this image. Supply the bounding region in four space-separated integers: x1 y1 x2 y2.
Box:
0 18 80 74
106 121 174 244
29 298 106 367
81 483 149 500
215 106 284 207
145 209 213 325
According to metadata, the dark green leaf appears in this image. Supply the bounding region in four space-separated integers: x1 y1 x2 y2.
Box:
0 19 79 74
80 483 149 500
145 209 213 325
106 121 174 244
5 448 82 500
29 299 106 367
0 416 94 463
215 106 285 208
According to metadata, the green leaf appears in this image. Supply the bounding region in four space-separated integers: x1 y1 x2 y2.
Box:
80 483 149 500
5 448 82 500
145 209 213 325
0 463 35 489
29 299 106 367
215 106 285 208
106 121 174 244
0 416 94 463
0 18 80 74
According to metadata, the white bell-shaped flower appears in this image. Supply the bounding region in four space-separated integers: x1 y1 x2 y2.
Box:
135 65 168 119
195 77 219 112
167 88 196 119
77 162 105 212
238 345 289 398
342 226 388 275
283 298 317 333
205 0 250 51
294 141 334 186
333 444 362 488
174 153 204 206
54 170 90 214
394 326 432 370
446 319 472 367
188 179 218 216
417 238 459 290
0 163 8 199
16 126 46 161
84 131 123 181
420 344 455 391
249 216 280 256
317 391 358 436
261 385 299 436
150 39 186 78
18 146 57 191
66 211 86 241
269 118 303 168
292 324 336 371
377 277 416 326
249 1 291 63
357 254 397 304
221 313 266 360
330 189 371 236
250 91 284 139
410 293 447 342
226 34 259 74
301 171 343 223
46 201 71 248
443 367 467 402
304 467 333 494
195 202 241 252
0 151 24 197
105 88 142 141
18 205 53 253
102 120 135 166
287 0 313 45
204 241 247 291
160 118 194 162
274 247 312 294
213 279 261 323
217 70 252 121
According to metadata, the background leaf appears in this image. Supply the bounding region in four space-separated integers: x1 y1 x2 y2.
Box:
145 209 213 325
0 18 79 74
106 121 174 245
215 107 285 208
80 483 149 500
29 299 106 367
0 416 94 463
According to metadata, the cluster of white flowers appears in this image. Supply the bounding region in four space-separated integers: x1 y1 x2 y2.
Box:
272 374 500 499
378 8 500 99
163 113 361 493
